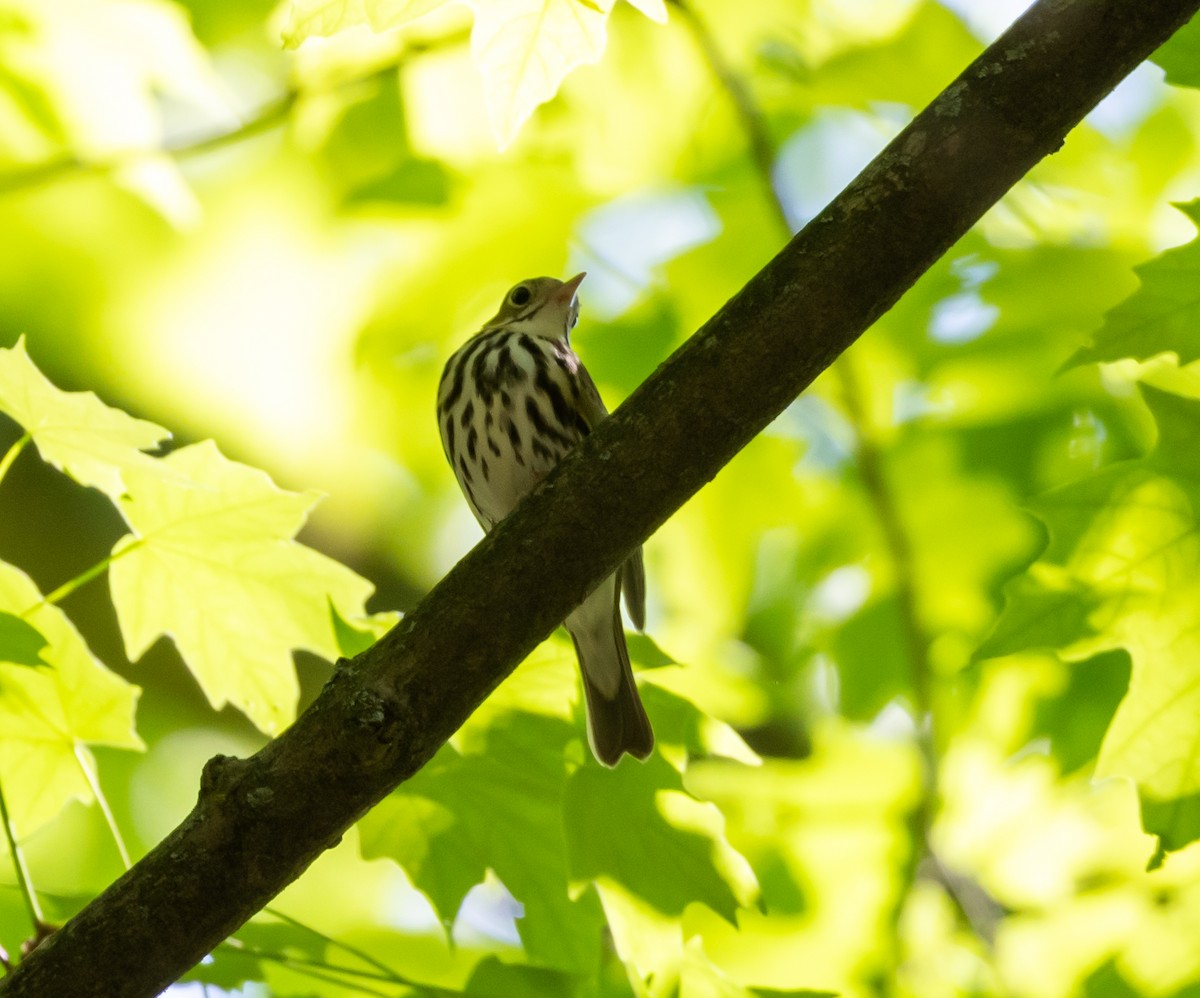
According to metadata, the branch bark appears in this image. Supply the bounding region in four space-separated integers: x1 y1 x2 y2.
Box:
4 1 1196 994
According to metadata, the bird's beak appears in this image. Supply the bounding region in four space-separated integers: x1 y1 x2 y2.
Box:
556 271 586 305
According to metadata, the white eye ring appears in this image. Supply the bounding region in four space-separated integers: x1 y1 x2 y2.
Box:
509 285 532 307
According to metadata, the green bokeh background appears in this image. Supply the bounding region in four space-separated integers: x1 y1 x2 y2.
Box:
3 0 1200 995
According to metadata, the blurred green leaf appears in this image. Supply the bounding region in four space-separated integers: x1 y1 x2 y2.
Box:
0 609 46 667
829 596 910 719
1068 201 1200 368
464 0 616 147
360 709 608 973
362 638 756 975
1154 17 1200 90
109 441 391 734
987 388 1200 852
346 158 453 206
1031 650 1131 774
810 1 981 112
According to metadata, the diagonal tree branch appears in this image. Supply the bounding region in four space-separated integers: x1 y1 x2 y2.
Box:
2 1 1196 995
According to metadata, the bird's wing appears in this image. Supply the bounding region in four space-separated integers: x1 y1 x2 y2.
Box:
577 363 646 630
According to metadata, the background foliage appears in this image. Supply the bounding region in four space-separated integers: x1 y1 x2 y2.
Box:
1 0 1199 995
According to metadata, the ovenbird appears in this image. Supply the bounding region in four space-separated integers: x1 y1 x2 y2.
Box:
436 273 653 766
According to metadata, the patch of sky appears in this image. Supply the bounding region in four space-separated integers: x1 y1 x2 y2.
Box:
774 109 904 227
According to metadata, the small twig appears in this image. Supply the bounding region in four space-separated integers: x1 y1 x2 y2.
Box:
263 907 407 983
74 746 131 871
0 777 47 941
219 937 399 996
670 0 794 236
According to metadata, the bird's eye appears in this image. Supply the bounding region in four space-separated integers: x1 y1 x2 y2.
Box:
509 285 532 307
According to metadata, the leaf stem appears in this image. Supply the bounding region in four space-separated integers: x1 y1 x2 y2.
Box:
30 557 115 613
0 776 45 933
219 937 398 996
264 906 405 982
74 745 131 870
670 0 794 236
23 540 140 617
0 435 30 492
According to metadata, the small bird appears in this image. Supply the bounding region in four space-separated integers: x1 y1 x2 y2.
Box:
436 273 654 766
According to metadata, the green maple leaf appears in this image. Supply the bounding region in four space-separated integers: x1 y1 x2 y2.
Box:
0 336 169 500
280 0 665 148
0 561 141 836
109 441 396 734
1067 201 1200 368
983 387 1200 852
362 708 608 973
466 0 614 147
360 640 756 973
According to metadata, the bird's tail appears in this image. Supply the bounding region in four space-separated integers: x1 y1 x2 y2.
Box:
566 575 654 767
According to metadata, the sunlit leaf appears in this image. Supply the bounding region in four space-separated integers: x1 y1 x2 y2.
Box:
0 336 169 500
360 709 608 973
280 0 450 49
1068 201 1200 369
465 0 613 147
986 388 1200 852
344 158 452 206
0 561 141 836
564 759 758 923
362 638 756 974
108 441 392 734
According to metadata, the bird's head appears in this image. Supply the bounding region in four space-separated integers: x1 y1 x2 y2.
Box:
484 272 585 339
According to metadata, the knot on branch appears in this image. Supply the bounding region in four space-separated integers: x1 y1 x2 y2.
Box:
350 688 389 736
199 753 249 802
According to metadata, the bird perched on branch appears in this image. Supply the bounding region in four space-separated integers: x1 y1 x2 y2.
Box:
436 272 653 766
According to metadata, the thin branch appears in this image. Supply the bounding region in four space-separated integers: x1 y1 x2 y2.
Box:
218 936 403 988
73 746 131 871
670 0 794 236
262 907 408 983
1 2 1194 994
0 777 45 934
219 939 398 997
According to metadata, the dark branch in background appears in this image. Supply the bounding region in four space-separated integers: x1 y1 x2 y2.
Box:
668 0 794 236
673 0 1000 945
0 1 1195 995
